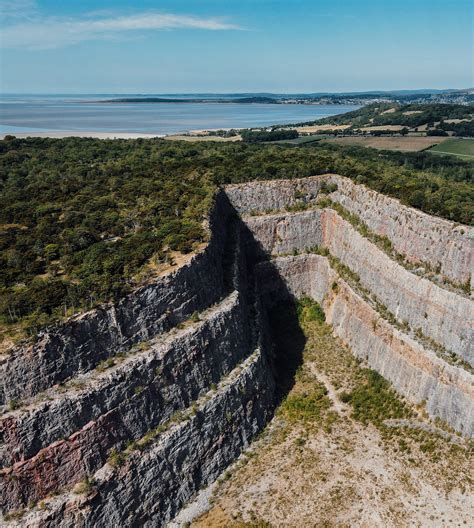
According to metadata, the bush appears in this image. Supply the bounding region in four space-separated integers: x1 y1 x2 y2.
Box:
108 448 126 468
280 385 330 423
297 297 325 323
427 129 448 137
343 369 411 426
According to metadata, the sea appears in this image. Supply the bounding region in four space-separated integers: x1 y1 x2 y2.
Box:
0 94 359 135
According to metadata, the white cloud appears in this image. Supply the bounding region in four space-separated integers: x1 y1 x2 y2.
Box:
0 0 37 18
0 11 242 50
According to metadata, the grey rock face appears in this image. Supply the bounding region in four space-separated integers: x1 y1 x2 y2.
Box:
17 349 275 528
257 255 474 437
246 208 473 364
0 292 260 511
227 174 474 287
327 175 474 287
0 193 233 405
245 210 324 257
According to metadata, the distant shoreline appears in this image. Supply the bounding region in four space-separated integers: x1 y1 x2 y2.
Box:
0 131 166 140
97 96 280 104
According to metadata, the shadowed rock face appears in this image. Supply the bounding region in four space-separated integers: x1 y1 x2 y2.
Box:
1 174 472 526
257 255 474 437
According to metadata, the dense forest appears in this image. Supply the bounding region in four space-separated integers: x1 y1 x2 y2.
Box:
0 136 472 341
241 129 298 142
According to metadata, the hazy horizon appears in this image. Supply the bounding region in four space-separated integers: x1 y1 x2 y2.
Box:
2 88 473 96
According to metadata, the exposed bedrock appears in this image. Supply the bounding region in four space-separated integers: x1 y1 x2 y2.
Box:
328 175 473 288
0 292 255 511
0 192 234 406
226 174 474 287
0 190 279 520
244 208 473 365
257 255 474 437
1 174 473 525
16 348 275 528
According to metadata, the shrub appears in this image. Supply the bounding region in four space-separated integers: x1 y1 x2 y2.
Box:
108 448 126 468
297 297 325 323
8 398 21 411
280 385 330 423
343 369 411 426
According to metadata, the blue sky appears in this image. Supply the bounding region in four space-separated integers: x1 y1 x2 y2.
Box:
0 0 472 93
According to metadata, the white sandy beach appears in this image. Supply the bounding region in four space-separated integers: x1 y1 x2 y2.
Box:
0 131 165 140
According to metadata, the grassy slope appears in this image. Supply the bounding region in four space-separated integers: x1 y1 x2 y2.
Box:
322 136 448 152
292 103 473 130
428 138 474 159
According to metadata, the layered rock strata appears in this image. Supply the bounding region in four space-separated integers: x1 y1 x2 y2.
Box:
257 255 474 437
1 174 472 525
0 192 233 405
0 194 276 522
14 348 274 528
1 292 253 510
227 175 473 438
244 208 473 364
226 174 473 288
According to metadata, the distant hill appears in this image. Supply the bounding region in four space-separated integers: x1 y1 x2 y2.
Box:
294 103 474 136
100 90 473 106
102 96 278 104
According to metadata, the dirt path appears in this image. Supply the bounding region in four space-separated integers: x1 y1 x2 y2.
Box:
308 363 348 414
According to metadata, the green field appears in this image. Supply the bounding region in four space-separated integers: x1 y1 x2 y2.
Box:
428 138 474 159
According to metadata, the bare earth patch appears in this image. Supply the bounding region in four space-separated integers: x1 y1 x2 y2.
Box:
290 124 351 133
192 310 474 528
444 118 473 124
164 135 241 142
322 136 448 152
360 125 406 132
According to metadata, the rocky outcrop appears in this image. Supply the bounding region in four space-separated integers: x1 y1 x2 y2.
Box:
226 174 474 287
327 175 473 288
15 348 274 528
0 292 259 511
234 174 473 437
0 193 276 520
1 174 472 525
0 192 233 406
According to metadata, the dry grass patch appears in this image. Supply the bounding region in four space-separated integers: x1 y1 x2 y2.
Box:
322 136 448 152
360 125 405 132
289 124 351 133
164 135 241 142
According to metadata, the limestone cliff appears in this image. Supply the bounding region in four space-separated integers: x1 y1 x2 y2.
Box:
226 174 474 287
245 208 473 364
1 174 472 526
